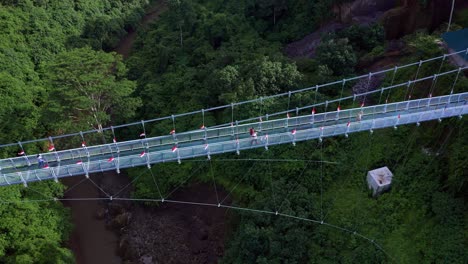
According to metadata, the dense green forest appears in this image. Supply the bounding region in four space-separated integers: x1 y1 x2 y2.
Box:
0 0 467 263
0 0 147 262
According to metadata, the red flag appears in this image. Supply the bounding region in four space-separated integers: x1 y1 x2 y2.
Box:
398 114 401 119
139 132 146 137
360 102 365 107
108 157 115 162
347 121 350 127
291 129 297 135
140 151 146 158
312 108 316 114
76 160 83 165
287 113 290 118
113 137 117 143
81 141 86 147
48 145 55 152
171 145 178 152
43 164 49 169
337 105 341 111
170 129 176 134
18 150 25 155
200 125 205 129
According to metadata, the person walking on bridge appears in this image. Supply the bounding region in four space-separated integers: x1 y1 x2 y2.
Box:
37 154 45 168
250 128 258 145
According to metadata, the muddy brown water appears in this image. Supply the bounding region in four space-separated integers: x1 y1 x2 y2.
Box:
63 172 232 264
63 1 169 262
62 174 123 264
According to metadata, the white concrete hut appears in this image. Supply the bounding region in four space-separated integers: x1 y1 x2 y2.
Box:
367 166 393 197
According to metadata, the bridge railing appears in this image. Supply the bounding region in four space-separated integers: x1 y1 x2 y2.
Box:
0 92 466 186
0 52 465 153
1 92 466 172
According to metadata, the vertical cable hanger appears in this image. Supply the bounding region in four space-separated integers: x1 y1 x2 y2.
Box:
385 66 399 105
140 120 151 168
110 126 120 174
335 79 346 129
201 109 206 130
347 89 359 137
337 79 346 112
167 116 180 164
48 136 60 164
361 73 372 108
291 107 299 146
285 91 291 128
201 109 209 152
311 85 319 125
230 103 235 137
428 74 438 98
261 97 270 151
235 120 240 155
428 55 447 98
230 102 240 155
449 67 462 95
17 141 30 166
403 80 412 103
258 97 264 133
408 60 423 100
170 115 177 137
79 131 90 178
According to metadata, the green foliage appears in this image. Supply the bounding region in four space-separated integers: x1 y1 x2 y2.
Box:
73 0 149 50
316 38 357 75
213 57 302 104
360 45 385 65
122 4 468 263
454 9 468 28
0 0 149 261
0 73 41 151
128 1 302 126
446 122 468 193
0 0 466 263
405 32 443 58
0 182 73 263
42 47 141 133
338 23 385 51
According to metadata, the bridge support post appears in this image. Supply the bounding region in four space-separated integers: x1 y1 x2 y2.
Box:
18 172 27 188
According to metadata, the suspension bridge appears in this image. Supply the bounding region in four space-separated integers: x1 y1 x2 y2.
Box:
0 50 467 187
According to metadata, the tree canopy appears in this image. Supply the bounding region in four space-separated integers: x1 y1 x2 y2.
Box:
42 47 141 133
0 0 466 263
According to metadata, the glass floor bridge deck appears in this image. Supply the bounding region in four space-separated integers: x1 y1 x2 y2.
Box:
0 92 467 187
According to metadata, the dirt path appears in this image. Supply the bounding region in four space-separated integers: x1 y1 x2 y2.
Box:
114 0 168 59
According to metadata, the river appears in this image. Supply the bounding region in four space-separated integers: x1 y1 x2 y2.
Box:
62 173 123 264
63 2 167 263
